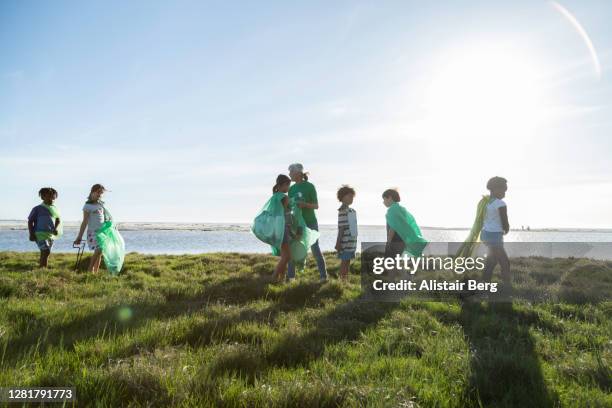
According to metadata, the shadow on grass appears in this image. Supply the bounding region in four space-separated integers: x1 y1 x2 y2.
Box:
200 295 399 384
182 295 399 408
159 282 346 351
432 256 611 407
265 298 398 368
455 302 558 408
3 273 343 365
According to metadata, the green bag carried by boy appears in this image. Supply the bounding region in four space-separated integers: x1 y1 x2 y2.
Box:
385 202 428 257
95 219 125 275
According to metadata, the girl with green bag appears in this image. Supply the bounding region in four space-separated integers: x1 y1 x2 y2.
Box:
74 184 125 274
252 175 320 282
252 175 295 282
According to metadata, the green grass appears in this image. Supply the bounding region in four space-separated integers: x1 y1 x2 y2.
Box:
0 251 610 407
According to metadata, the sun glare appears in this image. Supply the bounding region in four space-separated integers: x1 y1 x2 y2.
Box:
427 45 545 132
423 43 549 167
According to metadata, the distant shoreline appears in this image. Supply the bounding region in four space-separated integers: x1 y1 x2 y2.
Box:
1 220 610 233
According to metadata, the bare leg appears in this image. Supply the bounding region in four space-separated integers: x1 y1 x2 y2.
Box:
498 246 512 294
89 249 103 273
482 245 499 282
273 243 291 282
39 250 50 268
87 255 96 272
339 260 350 281
94 249 103 272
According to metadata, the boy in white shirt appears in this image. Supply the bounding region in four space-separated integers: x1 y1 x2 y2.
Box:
335 186 357 281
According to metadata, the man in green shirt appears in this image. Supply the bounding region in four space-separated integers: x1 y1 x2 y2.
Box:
287 163 328 281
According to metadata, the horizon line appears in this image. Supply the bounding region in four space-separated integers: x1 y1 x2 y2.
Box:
1 219 610 232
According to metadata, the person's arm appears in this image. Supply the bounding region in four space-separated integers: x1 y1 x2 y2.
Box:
336 214 347 251
28 220 36 241
74 211 89 244
299 202 319 209
53 217 60 235
28 209 36 241
499 206 509 234
387 228 396 243
298 185 319 209
336 227 346 252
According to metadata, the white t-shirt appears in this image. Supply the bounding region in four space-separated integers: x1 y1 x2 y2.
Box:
482 198 506 232
83 202 105 233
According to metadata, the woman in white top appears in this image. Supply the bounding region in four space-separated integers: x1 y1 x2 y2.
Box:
74 184 109 273
480 177 511 295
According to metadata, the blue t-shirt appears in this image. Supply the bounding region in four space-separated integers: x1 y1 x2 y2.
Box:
28 205 55 235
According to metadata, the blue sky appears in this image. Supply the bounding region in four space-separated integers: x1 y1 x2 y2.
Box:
1 0 611 227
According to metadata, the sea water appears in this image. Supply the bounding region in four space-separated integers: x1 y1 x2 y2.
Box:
1 222 612 258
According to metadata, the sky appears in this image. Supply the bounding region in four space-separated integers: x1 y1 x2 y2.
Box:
1 0 611 228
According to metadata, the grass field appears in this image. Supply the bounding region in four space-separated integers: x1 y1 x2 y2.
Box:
0 251 610 407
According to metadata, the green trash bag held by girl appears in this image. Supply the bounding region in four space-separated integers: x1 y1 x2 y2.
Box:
95 207 125 275
386 202 428 257
456 195 489 258
252 192 287 251
251 193 319 269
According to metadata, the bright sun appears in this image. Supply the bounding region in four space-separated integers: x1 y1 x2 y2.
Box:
425 43 548 146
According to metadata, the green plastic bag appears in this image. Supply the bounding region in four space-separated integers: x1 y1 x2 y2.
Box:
252 192 286 252
95 221 125 275
456 195 489 257
289 200 320 270
251 193 319 270
385 202 427 257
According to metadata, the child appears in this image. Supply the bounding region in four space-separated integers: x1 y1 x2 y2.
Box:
480 177 511 295
382 188 427 257
272 175 298 282
28 187 62 267
74 184 110 273
335 185 357 281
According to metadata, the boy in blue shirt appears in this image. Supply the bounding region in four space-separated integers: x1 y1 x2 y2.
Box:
28 187 62 268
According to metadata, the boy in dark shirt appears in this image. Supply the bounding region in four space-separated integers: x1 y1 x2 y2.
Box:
28 187 62 268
